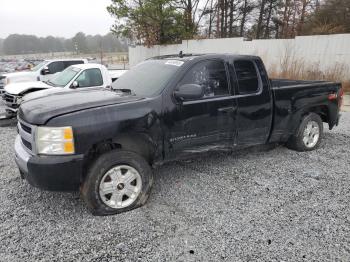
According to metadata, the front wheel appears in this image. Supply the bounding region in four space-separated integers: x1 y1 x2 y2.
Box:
81 150 153 216
286 113 323 151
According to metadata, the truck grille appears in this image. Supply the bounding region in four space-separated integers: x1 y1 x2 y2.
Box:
21 137 32 150
17 119 35 154
3 92 16 104
20 122 32 133
3 92 20 110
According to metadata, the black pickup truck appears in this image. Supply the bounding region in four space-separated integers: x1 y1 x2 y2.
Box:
15 54 343 215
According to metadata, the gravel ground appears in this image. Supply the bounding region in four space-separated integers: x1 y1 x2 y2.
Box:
0 99 350 261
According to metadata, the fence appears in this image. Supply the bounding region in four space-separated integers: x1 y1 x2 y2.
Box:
129 34 350 81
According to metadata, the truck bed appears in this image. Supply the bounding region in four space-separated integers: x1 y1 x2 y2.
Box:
269 78 342 143
271 79 329 88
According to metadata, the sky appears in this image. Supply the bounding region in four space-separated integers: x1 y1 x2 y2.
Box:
0 0 115 39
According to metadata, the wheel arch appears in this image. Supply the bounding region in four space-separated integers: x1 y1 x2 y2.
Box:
82 133 158 177
290 104 330 135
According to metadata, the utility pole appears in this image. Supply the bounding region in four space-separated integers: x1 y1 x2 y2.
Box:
100 40 103 65
74 42 78 55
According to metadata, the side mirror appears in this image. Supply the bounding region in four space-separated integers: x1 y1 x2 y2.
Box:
41 66 50 75
71 81 79 89
174 84 204 101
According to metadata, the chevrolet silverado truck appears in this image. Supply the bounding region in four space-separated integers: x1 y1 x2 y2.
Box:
3 64 126 117
0 58 88 94
14 54 343 215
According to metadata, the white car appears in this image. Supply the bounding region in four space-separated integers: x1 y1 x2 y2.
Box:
3 63 126 117
0 58 88 94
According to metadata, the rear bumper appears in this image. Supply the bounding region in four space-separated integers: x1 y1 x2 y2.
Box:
14 135 84 191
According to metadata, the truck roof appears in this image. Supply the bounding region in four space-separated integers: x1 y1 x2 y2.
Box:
70 63 106 70
149 53 261 62
45 58 88 63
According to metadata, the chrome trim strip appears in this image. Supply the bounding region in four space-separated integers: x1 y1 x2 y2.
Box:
17 122 32 143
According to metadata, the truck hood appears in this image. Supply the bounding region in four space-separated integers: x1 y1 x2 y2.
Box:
22 86 103 102
2 71 37 80
23 87 69 102
19 88 143 125
4 81 50 95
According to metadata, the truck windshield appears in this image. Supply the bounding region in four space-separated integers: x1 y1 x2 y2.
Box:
49 67 81 87
31 61 48 71
111 60 182 97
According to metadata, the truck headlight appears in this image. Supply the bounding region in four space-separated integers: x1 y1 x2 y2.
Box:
36 126 75 155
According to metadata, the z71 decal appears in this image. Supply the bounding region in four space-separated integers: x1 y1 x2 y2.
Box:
170 134 197 143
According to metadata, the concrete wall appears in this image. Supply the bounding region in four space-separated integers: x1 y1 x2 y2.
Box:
129 34 350 80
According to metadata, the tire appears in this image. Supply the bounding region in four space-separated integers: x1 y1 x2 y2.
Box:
286 112 323 152
81 150 153 216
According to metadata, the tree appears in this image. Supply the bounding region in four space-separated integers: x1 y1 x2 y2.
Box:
107 0 186 46
0 39 3 55
72 32 89 53
1 33 127 55
304 0 350 34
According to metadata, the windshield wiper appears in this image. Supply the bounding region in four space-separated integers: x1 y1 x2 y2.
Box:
43 80 55 87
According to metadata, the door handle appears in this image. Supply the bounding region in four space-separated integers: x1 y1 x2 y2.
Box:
218 106 237 113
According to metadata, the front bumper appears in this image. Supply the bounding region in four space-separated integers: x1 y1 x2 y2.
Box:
14 135 84 191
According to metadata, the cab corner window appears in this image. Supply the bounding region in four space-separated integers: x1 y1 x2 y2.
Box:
75 69 103 87
234 60 259 94
178 60 229 99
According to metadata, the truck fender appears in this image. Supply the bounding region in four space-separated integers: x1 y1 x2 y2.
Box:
87 133 159 166
288 105 330 134
111 133 157 163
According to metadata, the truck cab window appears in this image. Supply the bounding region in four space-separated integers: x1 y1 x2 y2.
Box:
47 61 65 74
179 60 229 98
255 59 269 88
75 68 103 87
234 60 259 94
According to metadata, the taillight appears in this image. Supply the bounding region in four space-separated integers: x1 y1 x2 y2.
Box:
328 93 337 100
329 88 344 109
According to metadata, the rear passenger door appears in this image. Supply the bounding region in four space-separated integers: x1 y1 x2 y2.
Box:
233 59 273 145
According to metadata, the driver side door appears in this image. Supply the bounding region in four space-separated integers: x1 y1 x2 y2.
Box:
74 68 104 89
40 61 65 81
165 59 237 156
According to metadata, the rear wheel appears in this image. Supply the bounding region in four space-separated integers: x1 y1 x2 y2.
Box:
286 113 323 151
81 150 153 216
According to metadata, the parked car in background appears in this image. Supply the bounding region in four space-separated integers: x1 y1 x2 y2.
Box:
2 63 123 117
0 58 88 94
14 54 343 215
